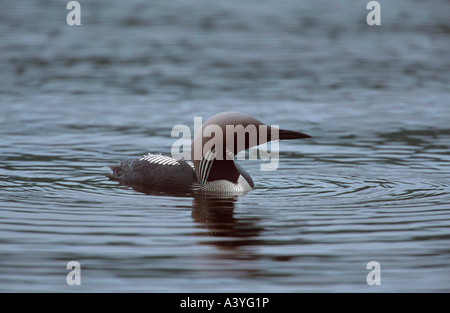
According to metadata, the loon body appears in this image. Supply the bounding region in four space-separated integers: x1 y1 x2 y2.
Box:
108 112 310 196
108 153 253 194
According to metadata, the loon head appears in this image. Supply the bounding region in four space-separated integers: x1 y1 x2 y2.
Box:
190 112 310 187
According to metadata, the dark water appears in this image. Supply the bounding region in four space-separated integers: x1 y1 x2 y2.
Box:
1 0 449 292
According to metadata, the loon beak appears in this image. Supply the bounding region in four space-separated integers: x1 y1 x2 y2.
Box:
277 128 311 140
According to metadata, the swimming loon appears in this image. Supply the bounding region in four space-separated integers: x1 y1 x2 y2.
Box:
108 112 310 196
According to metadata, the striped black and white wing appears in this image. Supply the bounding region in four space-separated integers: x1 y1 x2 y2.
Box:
108 153 197 192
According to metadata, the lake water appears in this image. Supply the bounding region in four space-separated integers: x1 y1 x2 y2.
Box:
0 0 449 292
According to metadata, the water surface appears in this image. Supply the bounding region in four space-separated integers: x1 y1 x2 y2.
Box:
0 0 449 292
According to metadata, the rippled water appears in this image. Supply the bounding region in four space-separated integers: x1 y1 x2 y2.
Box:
1 0 449 292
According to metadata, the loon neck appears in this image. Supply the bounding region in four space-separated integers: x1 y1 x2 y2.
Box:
197 159 240 184
208 159 240 183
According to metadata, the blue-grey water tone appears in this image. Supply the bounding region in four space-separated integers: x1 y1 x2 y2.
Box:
1 0 449 292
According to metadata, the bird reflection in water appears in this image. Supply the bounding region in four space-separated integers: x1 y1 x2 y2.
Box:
119 184 263 251
191 196 264 251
